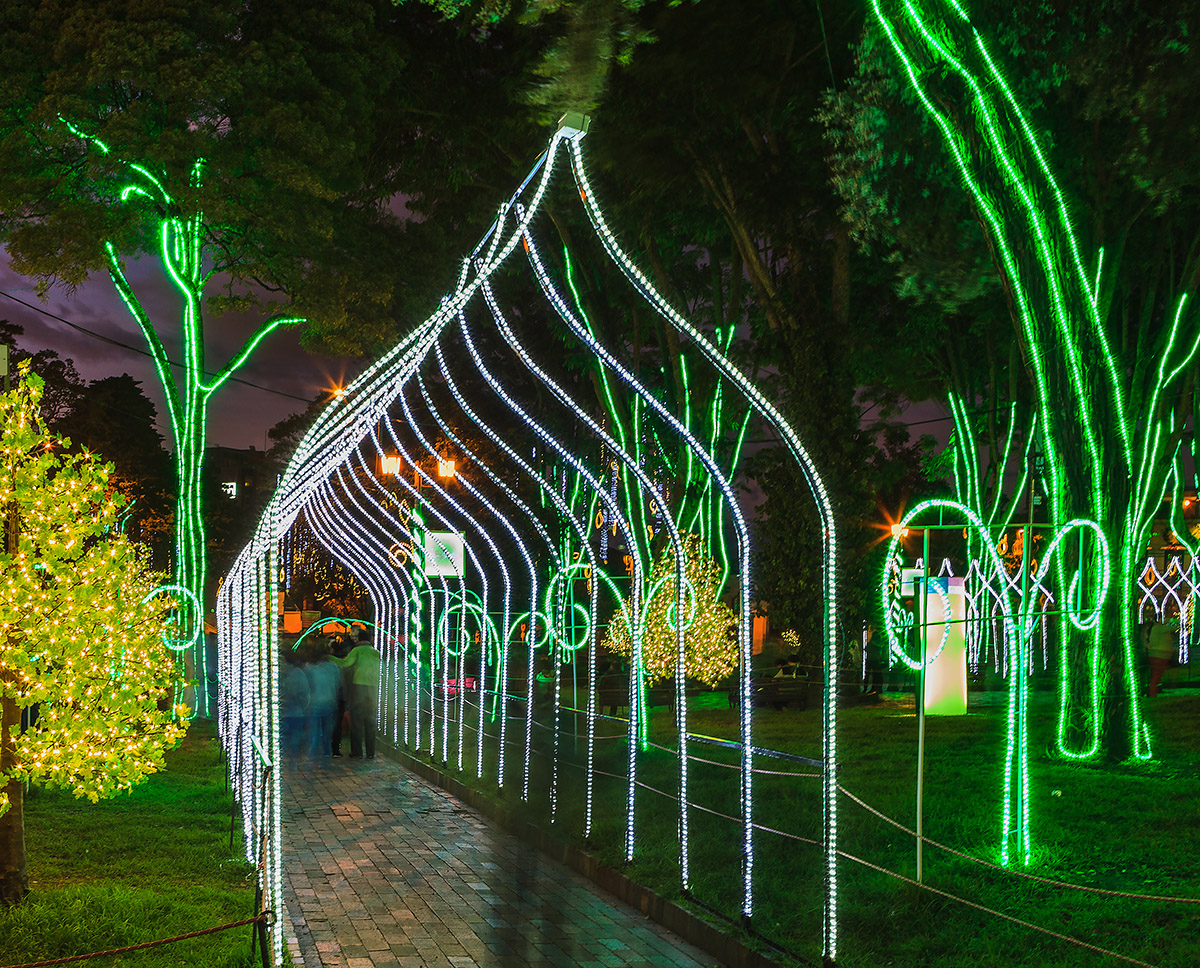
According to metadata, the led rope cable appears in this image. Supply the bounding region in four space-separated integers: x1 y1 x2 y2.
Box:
523 221 758 885
882 500 1109 864
337 452 436 751
308 482 407 751
454 301 648 860
416 372 562 783
326 460 410 742
376 411 488 770
568 137 837 929
349 440 461 759
891 0 1113 761
373 423 488 766
869 1 1186 763
434 343 611 836
391 362 534 797
320 475 405 733
307 484 393 661
476 265 687 864
392 389 513 776
270 135 563 543
220 118 844 959
319 463 417 749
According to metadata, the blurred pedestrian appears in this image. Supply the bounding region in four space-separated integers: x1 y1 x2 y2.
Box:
329 633 354 756
329 630 381 758
279 647 310 767
304 639 341 762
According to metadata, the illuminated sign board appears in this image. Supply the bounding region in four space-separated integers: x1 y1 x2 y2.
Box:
423 531 464 577
923 576 967 716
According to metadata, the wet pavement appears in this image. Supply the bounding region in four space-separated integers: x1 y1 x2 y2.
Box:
281 751 718 968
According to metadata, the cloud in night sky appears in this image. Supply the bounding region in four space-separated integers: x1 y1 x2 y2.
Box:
1 248 365 449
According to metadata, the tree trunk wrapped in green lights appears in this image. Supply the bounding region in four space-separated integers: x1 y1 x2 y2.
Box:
868 0 1199 761
92 147 302 684
0 3 411 713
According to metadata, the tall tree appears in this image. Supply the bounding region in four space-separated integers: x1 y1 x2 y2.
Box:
824 0 1200 760
0 0 411 696
571 0 913 639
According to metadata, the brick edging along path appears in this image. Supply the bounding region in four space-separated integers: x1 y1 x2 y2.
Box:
378 742 792 968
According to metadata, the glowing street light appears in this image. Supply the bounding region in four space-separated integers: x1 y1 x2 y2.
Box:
437 457 456 479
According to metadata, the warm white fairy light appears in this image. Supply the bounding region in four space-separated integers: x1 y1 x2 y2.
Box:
0 367 187 821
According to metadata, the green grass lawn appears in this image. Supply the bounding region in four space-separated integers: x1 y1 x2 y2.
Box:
0 719 260 968
407 682 1200 968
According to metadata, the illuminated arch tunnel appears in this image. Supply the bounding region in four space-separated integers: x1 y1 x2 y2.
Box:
217 115 840 965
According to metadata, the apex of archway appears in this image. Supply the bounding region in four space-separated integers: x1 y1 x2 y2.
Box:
556 112 590 140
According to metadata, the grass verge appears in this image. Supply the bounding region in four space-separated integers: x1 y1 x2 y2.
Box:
0 718 260 968
395 684 1200 968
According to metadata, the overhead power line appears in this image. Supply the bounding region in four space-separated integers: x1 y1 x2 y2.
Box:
0 288 314 404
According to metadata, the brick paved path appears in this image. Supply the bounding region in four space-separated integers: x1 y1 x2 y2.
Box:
282 753 718 968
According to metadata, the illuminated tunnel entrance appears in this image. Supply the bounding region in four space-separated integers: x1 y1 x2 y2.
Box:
217 115 839 965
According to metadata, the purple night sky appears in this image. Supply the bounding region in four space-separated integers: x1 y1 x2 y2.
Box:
1 249 365 450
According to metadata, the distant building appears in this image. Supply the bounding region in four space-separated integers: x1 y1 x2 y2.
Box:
205 445 272 505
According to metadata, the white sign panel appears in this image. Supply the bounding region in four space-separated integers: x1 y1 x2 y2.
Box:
923 576 967 716
423 531 464 577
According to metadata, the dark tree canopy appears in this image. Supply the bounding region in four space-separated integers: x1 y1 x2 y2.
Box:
0 0 411 341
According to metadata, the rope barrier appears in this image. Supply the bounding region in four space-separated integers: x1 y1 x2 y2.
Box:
836 850 1161 968
586 764 822 844
838 783 1200 905
394 682 1183 968
393 700 1171 964
444 695 824 769
0 914 271 968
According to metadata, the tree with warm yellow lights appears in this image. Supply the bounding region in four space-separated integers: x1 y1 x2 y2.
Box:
604 533 738 688
1 364 187 904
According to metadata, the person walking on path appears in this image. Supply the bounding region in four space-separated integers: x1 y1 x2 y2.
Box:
303 640 341 762
329 630 381 758
279 648 311 768
328 634 353 756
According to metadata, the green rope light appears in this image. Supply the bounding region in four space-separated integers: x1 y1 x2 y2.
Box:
870 0 1200 761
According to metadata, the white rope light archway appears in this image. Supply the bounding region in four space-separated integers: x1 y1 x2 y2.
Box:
218 116 841 964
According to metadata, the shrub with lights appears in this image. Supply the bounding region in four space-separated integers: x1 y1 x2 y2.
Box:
603 533 738 687
0 364 187 817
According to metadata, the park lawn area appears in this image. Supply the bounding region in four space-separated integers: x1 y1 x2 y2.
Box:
0 718 261 968
418 683 1200 968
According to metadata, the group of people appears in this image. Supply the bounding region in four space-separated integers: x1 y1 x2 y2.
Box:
279 629 381 766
